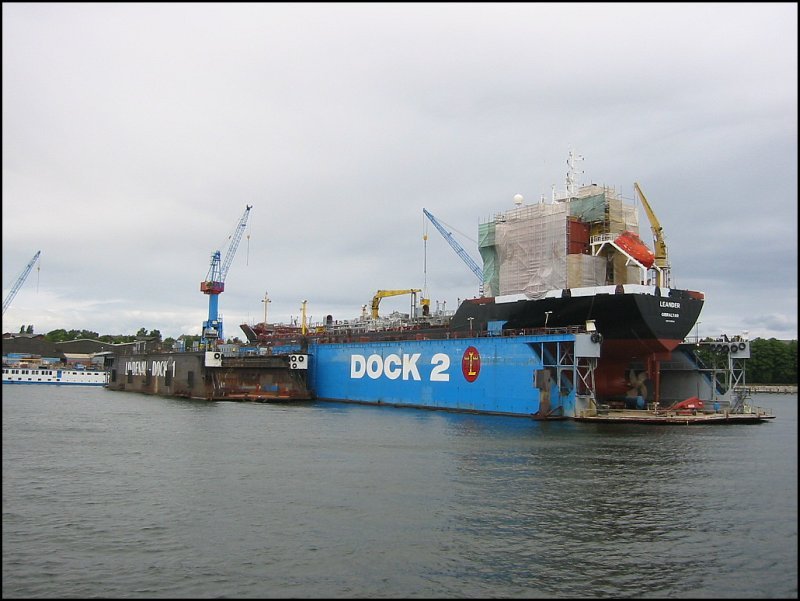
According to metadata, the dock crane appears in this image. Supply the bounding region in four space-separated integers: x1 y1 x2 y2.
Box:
370 289 422 319
633 182 671 287
422 208 484 296
3 250 41 315
200 205 252 346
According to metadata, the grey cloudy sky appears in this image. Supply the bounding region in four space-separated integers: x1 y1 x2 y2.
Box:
2 3 797 342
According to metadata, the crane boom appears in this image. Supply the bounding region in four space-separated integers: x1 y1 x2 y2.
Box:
3 251 41 315
422 208 484 295
371 289 421 319
633 182 670 287
200 205 252 344
219 205 252 282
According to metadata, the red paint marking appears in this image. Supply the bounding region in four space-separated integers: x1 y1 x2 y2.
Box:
462 346 481 382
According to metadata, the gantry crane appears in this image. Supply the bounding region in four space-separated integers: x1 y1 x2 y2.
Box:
3 251 41 315
423 208 484 296
633 182 671 287
200 205 252 345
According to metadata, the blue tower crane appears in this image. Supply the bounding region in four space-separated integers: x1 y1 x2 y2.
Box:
3 250 41 315
422 208 484 296
200 205 252 346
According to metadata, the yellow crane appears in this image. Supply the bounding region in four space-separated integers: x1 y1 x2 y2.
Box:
633 182 671 287
371 289 422 319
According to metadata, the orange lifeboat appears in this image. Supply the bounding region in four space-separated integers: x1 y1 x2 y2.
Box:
669 396 704 414
614 231 655 268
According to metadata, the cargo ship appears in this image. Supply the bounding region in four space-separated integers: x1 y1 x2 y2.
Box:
237 154 707 416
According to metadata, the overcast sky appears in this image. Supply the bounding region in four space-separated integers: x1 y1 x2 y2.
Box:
3 3 797 343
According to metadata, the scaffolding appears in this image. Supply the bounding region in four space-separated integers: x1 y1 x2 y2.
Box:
480 184 643 297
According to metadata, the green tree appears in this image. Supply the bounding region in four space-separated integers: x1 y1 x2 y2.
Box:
786 340 798 383
179 334 201 351
747 338 798 384
45 329 69 342
749 339 774 383
773 339 797 383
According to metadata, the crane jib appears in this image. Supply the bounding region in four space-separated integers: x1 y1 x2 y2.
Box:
423 208 483 290
2 250 42 315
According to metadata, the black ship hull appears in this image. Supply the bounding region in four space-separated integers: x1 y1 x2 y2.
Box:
451 285 704 356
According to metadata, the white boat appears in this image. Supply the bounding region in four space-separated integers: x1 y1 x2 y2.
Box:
2 366 108 386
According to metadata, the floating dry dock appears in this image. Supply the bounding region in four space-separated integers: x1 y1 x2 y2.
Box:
104 338 777 426
105 351 311 402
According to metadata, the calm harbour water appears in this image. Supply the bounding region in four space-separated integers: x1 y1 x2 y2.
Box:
2 386 797 599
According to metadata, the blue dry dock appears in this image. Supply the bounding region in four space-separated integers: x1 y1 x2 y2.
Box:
306 329 601 419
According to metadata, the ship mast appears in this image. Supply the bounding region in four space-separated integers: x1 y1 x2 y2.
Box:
565 149 584 198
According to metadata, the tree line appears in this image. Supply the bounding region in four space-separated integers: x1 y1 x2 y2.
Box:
38 327 163 344
742 338 797 385
33 326 243 351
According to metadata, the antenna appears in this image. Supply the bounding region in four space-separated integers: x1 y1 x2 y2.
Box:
565 149 584 197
